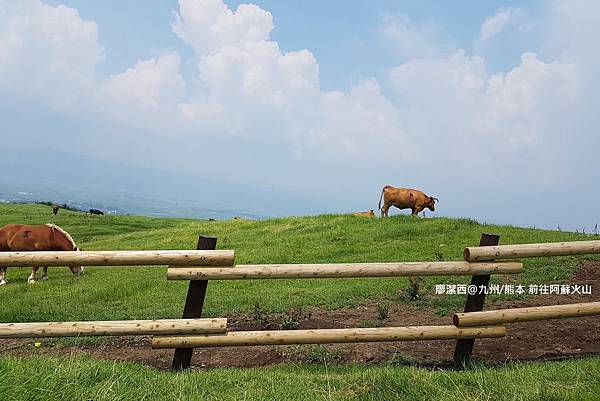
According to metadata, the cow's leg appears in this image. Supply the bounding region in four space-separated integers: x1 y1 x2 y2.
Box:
412 206 424 216
0 267 7 285
28 266 39 284
42 266 49 281
381 203 390 218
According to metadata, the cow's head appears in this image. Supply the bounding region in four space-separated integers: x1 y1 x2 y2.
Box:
426 196 439 211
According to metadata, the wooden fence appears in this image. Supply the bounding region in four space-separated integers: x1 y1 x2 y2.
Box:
1 237 599 371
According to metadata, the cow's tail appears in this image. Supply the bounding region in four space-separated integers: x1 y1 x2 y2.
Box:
378 185 388 211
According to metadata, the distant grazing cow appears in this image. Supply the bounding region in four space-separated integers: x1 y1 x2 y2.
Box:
89 209 104 215
52 205 60 215
352 210 375 217
378 185 438 217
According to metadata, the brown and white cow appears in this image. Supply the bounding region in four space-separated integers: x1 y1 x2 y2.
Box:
378 185 438 217
0 224 84 285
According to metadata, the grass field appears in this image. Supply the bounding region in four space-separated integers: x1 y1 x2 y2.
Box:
1 355 599 401
1 203 599 400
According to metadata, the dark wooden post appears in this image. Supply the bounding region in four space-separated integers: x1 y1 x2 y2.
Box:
453 233 500 367
171 235 217 371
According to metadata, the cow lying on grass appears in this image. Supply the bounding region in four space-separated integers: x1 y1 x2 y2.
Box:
352 210 375 217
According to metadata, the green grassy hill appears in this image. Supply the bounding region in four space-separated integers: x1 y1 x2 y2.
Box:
1 203 598 322
1 203 599 400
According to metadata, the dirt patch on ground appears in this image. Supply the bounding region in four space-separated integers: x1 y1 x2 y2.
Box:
2 262 599 370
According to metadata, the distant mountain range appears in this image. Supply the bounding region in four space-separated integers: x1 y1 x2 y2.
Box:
0 149 336 220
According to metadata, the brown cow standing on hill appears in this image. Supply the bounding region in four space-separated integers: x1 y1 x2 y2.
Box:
378 185 438 217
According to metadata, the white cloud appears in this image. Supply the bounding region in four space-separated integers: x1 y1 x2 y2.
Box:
171 0 321 140
179 40 321 137
196 41 319 110
0 0 104 109
98 53 186 121
313 79 409 159
477 7 524 46
172 0 273 54
390 50 486 105
387 49 581 183
0 0 588 167
542 1 600 70
485 52 580 144
379 13 453 60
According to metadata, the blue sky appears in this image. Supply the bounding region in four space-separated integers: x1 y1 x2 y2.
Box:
45 0 541 87
2 0 599 231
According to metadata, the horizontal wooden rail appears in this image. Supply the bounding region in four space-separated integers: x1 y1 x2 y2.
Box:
0 250 235 267
0 318 227 338
464 240 600 262
166 261 523 280
152 325 506 348
454 302 600 327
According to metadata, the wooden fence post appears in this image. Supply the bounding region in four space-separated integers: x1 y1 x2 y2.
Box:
171 235 217 371
453 233 500 367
